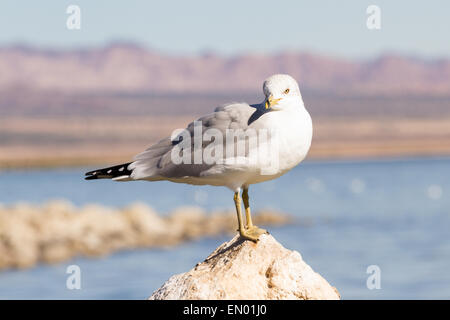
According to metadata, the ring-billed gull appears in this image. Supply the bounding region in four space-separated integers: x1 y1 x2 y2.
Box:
85 74 313 241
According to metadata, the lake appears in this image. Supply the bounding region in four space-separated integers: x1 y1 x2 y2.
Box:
0 157 449 299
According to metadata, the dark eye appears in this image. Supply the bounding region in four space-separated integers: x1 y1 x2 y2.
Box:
284 88 290 94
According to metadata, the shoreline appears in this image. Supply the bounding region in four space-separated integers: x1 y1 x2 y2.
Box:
0 201 291 270
1 146 450 170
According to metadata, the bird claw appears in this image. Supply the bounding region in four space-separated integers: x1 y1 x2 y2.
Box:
239 226 268 242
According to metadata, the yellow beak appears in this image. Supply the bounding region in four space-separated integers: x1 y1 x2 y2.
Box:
265 95 282 110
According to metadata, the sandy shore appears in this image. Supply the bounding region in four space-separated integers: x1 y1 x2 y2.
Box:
0 201 292 270
1 115 450 169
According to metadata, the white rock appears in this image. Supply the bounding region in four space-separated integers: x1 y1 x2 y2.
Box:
149 234 340 300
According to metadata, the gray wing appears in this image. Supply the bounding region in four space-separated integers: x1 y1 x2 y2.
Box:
129 102 260 180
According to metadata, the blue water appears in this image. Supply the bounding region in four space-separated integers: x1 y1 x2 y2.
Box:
0 157 449 299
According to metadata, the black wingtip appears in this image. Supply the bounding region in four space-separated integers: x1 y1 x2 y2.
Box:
84 169 99 180
84 162 133 181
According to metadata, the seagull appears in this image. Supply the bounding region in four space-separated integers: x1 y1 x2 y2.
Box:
85 74 313 241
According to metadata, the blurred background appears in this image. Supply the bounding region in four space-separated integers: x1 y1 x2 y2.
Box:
0 0 449 299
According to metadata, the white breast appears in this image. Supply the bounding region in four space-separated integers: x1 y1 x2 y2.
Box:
276 107 313 172
239 106 312 186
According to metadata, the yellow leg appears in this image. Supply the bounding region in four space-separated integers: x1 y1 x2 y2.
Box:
234 192 245 235
235 188 267 242
242 187 253 229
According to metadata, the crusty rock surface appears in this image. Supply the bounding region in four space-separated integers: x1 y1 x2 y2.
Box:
149 234 340 300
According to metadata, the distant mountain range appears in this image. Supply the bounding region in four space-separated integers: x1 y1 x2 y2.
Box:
1 43 449 95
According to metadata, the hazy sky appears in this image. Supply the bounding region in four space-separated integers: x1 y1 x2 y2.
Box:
0 0 449 58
